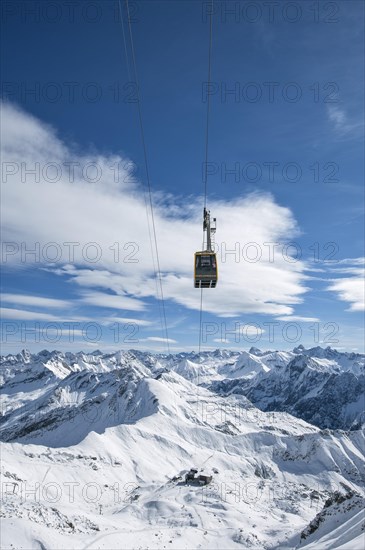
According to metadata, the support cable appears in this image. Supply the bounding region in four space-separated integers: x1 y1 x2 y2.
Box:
118 0 170 354
198 0 214 355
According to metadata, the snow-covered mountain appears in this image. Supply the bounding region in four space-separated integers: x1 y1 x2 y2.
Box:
209 346 365 431
1 346 364 549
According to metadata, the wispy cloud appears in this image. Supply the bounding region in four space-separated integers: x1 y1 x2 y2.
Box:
1 293 71 309
0 307 90 322
145 337 177 344
334 257 365 266
327 105 364 138
0 307 60 321
327 277 365 312
275 315 320 323
1 101 309 319
79 291 145 312
328 105 346 129
102 316 152 327
326 259 365 311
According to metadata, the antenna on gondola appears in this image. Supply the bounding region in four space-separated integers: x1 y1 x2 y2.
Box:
203 207 216 252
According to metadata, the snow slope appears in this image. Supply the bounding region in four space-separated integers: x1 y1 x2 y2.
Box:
1 347 364 549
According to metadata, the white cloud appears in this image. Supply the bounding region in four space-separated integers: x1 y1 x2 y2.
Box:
328 267 364 275
327 276 365 312
1 293 71 309
102 316 152 327
327 105 363 137
145 337 177 344
79 291 145 312
0 307 60 321
213 338 230 344
328 105 346 128
324 258 365 276
336 257 365 265
1 101 309 318
275 316 320 323
326 259 365 312
0 307 91 322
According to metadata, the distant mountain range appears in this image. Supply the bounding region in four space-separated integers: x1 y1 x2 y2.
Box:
2 345 363 437
1 346 364 549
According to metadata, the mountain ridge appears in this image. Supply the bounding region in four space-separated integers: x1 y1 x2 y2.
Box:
1 345 364 549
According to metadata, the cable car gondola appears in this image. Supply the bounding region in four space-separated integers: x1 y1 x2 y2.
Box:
194 208 218 288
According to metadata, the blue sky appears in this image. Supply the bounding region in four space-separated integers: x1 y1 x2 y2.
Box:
1 0 364 353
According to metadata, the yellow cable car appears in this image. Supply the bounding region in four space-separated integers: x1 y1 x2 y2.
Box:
194 208 218 288
194 251 218 288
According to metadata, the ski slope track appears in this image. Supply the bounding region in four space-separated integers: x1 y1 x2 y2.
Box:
1 346 364 549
